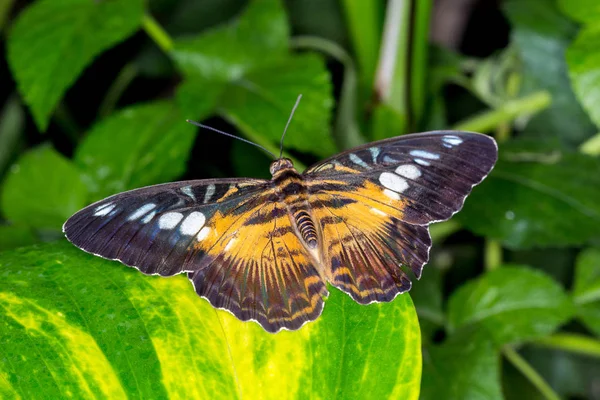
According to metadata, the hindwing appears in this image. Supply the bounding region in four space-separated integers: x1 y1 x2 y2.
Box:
305 131 497 302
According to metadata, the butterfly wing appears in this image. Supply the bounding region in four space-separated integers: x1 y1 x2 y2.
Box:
64 179 328 332
305 131 497 303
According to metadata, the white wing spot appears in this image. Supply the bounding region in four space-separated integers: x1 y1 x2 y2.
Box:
383 189 400 200
379 172 409 193
369 147 380 162
94 203 115 217
196 226 211 241
224 238 237 251
181 186 196 201
142 210 157 224
180 212 206 236
370 207 387 216
383 155 398 163
349 153 370 169
443 135 463 146
204 184 216 203
414 158 430 166
410 150 440 160
158 212 184 230
395 164 421 180
128 203 156 221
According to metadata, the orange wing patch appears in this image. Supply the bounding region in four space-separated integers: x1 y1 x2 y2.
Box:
310 182 431 304
188 198 328 333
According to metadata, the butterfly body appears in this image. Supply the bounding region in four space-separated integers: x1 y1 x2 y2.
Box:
64 131 498 332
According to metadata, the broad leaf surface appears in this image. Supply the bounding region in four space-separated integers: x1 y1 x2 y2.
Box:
448 266 573 345
0 242 421 399
74 102 196 201
459 140 600 248
1 146 88 231
171 0 288 81
573 248 600 336
558 0 600 23
567 25 600 129
7 0 144 130
220 54 336 157
421 331 502 400
503 0 595 146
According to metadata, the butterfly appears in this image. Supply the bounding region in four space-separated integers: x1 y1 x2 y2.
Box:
64 130 497 333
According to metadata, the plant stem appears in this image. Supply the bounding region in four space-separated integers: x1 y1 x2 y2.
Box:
452 91 551 132
503 346 561 400
340 0 382 95
484 239 502 271
532 333 600 359
99 63 138 118
142 13 173 53
409 0 432 129
374 0 411 112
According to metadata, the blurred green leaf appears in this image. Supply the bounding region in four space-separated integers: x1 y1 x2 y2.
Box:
0 94 25 177
221 54 336 157
421 332 502 400
459 140 600 248
74 101 196 201
410 266 444 343
0 225 38 252
504 0 595 146
171 0 288 81
1 146 88 231
7 0 144 130
573 248 600 336
448 266 572 345
558 0 600 24
0 241 421 399
175 76 224 119
566 25 600 129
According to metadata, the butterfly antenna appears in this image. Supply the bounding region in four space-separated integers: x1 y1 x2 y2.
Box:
279 94 302 159
186 120 276 159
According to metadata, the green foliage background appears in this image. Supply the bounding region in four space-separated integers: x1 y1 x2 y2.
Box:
1 0 599 399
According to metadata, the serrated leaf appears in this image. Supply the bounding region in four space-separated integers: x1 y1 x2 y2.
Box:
448 266 573 345
458 141 600 248
74 101 196 201
220 54 336 157
567 25 600 129
1 146 88 231
171 0 288 81
7 0 144 130
0 241 421 399
503 0 595 146
421 331 502 400
573 248 600 336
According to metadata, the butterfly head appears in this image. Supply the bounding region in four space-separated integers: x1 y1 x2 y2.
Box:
269 158 295 177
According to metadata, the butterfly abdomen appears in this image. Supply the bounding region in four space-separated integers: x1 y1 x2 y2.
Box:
294 210 318 248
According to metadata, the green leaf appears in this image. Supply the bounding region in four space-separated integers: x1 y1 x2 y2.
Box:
458 141 600 248
410 266 444 343
573 248 600 336
558 0 600 24
566 25 600 129
503 0 595 146
0 242 421 399
0 94 26 177
175 76 225 120
1 146 88 231
74 101 196 201
220 54 336 158
448 266 573 345
7 0 144 130
421 332 502 400
171 0 288 81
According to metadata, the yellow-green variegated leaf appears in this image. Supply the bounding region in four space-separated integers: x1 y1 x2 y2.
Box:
0 241 421 399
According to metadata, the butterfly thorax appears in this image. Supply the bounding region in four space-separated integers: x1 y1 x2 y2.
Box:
270 158 320 252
